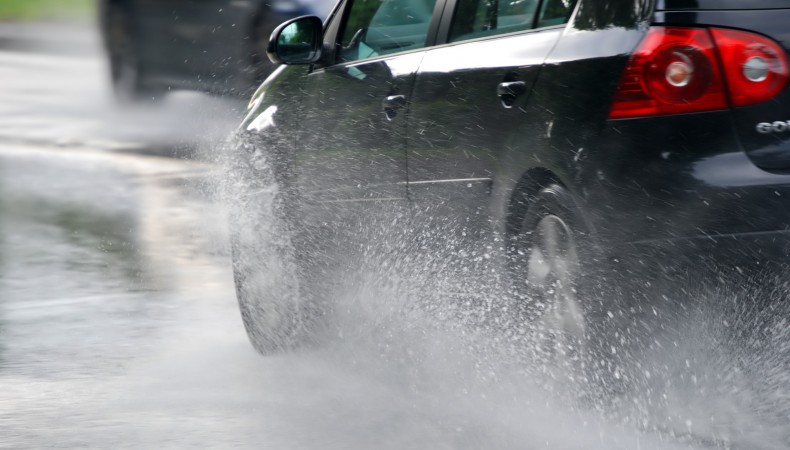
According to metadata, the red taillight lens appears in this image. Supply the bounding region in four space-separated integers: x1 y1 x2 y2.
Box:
609 27 727 119
710 28 789 107
609 27 790 119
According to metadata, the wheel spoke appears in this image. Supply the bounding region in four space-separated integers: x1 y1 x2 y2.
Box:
524 213 587 370
539 216 561 264
527 246 550 286
560 288 585 339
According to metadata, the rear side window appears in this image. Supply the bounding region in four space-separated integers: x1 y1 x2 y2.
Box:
449 0 577 43
339 0 439 63
449 0 539 42
536 0 576 28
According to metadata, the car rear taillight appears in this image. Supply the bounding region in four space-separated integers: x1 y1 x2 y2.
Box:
710 28 789 107
609 28 727 119
609 27 790 119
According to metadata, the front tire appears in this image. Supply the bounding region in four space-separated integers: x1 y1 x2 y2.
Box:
231 226 304 354
227 139 309 354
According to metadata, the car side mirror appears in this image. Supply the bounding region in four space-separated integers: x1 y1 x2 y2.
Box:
267 16 323 65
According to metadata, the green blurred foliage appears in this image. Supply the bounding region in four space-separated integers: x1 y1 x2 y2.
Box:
0 0 96 22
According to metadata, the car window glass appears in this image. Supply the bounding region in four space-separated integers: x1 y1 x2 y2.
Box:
338 0 439 63
449 0 539 43
536 0 576 28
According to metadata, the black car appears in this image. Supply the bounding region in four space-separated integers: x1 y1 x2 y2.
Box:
228 0 790 367
99 0 333 100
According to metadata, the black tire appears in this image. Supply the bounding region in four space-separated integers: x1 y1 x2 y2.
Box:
230 222 305 354
226 136 315 354
508 184 614 389
104 3 166 103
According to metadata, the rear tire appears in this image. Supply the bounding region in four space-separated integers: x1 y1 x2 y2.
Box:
510 185 592 379
511 183 635 403
508 184 635 397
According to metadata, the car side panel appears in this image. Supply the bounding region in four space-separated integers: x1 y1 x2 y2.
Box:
407 29 563 189
297 55 420 203
490 2 650 242
403 28 562 295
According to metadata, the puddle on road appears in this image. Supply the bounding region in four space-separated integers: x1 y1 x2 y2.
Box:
0 144 788 449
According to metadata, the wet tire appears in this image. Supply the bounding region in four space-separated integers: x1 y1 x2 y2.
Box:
509 185 589 377
227 137 314 355
507 183 630 394
510 183 634 402
230 224 304 355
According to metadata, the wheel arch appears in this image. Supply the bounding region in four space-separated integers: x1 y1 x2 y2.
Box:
505 167 566 239
505 166 604 259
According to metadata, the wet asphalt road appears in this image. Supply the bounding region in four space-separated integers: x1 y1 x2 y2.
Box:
1 146 719 450
0 21 783 450
0 147 675 449
0 22 242 157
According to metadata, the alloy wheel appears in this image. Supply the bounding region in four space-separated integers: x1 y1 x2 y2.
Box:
526 214 587 374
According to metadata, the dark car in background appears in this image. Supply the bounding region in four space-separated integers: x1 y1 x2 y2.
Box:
229 0 790 376
99 0 334 100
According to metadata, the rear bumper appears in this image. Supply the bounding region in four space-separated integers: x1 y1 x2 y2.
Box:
611 229 790 280
584 111 790 269
587 111 790 236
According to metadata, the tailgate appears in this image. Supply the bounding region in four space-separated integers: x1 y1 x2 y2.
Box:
654 5 790 170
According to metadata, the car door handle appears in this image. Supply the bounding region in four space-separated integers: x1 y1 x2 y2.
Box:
497 81 526 107
382 95 406 120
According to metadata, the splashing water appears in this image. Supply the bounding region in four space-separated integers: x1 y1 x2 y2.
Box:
216 131 790 450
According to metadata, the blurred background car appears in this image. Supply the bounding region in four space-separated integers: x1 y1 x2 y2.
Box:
98 0 335 101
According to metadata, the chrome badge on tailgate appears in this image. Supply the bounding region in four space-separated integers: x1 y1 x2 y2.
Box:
756 120 790 134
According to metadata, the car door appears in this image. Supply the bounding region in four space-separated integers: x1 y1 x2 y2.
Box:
288 0 444 292
295 0 444 204
405 0 576 290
